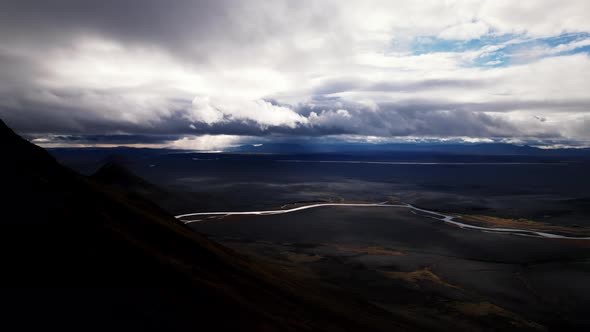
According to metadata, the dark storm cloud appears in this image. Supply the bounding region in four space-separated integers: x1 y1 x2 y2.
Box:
1 89 571 140
29 134 181 145
0 95 187 135
0 1 231 52
0 53 47 88
300 103 526 138
0 0 334 65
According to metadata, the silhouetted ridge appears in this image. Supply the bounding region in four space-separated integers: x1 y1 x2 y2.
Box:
93 161 152 186
1 119 58 168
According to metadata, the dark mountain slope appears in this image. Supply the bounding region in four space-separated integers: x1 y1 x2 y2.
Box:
90 160 204 214
92 160 156 188
0 120 411 332
91 160 170 201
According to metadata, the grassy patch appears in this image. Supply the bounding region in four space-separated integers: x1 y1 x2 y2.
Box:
449 301 545 330
380 267 459 290
329 244 405 256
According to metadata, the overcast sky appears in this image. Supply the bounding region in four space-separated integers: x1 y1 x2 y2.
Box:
1 1 589 149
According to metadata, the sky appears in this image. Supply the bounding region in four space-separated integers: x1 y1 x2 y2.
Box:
0 0 589 150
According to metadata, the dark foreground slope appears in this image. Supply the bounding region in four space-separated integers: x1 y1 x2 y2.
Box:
0 120 410 332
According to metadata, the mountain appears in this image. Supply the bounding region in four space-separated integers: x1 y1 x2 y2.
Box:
90 160 234 214
92 160 167 196
49 146 176 175
229 142 590 157
0 119 411 332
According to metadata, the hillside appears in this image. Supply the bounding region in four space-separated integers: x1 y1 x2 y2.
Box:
0 119 411 332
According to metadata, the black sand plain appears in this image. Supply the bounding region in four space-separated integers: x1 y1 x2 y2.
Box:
51 148 590 330
190 206 590 330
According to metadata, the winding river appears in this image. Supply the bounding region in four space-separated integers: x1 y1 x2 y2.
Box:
176 202 590 240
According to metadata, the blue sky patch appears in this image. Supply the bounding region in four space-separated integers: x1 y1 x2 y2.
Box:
411 32 590 68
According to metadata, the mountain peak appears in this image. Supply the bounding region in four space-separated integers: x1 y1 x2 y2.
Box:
93 161 140 183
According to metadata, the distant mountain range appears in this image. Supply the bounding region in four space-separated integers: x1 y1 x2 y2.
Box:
229 142 590 157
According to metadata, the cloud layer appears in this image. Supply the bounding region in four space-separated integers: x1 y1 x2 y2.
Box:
0 1 589 148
